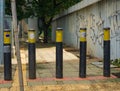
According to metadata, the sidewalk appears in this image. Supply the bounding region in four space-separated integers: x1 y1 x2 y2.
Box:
0 42 120 91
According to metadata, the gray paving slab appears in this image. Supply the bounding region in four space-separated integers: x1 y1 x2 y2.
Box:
42 81 57 85
63 80 77 84
0 83 12 88
76 80 91 84
28 81 43 86
91 61 117 68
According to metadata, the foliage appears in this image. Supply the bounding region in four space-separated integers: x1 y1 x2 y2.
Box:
111 59 120 67
28 0 81 17
5 0 31 20
5 0 81 42
27 0 81 43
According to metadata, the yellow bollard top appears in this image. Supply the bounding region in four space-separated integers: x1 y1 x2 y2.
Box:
104 28 110 41
28 29 36 43
56 28 63 42
80 28 87 42
4 29 10 44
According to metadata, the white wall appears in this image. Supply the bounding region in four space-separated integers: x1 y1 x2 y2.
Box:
52 0 120 60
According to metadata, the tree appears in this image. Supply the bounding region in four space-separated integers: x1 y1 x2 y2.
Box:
5 0 33 39
5 0 31 21
5 0 81 43
27 0 81 43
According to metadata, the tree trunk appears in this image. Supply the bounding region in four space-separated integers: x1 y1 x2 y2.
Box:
43 26 48 43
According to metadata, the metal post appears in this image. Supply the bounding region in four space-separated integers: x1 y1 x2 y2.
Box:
56 28 63 78
0 0 5 64
4 29 12 80
11 0 24 91
79 28 87 78
103 28 110 77
28 29 36 79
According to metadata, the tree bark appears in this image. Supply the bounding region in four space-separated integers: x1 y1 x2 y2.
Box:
43 27 48 43
42 17 53 43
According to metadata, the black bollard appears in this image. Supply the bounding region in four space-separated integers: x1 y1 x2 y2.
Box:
56 28 63 78
4 29 12 80
103 28 110 77
28 29 36 79
79 28 87 78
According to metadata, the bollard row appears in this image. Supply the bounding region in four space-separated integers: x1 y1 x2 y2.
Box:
55 27 111 79
3 27 110 80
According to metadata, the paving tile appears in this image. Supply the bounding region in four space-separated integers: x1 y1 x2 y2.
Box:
76 80 91 84
28 81 43 86
64 68 77 72
63 72 78 77
39 73 53 78
42 81 57 85
56 81 64 85
0 88 10 91
0 83 12 88
62 80 77 84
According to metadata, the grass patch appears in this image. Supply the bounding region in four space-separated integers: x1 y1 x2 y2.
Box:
111 59 120 67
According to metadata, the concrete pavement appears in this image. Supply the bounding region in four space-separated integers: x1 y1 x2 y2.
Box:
0 42 120 91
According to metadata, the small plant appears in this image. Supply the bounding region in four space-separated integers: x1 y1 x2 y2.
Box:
111 58 120 67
